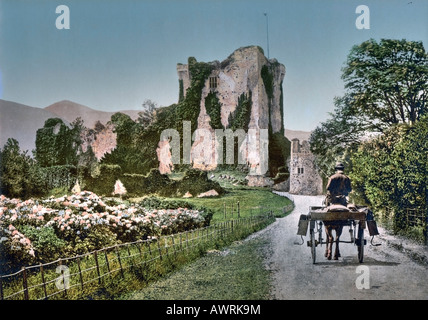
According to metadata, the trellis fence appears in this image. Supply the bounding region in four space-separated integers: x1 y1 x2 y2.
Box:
0 213 274 300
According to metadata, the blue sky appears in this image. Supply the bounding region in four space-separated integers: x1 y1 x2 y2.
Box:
0 0 427 131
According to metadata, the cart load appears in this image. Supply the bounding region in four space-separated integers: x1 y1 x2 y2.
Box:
297 204 380 264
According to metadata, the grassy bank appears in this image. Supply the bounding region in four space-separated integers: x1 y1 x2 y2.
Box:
124 237 272 300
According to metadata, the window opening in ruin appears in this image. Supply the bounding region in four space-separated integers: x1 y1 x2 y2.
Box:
298 167 304 174
209 76 218 90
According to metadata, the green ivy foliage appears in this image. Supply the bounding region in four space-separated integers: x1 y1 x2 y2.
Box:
178 79 184 103
228 92 252 131
261 65 274 100
35 118 82 167
205 92 223 129
175 57 213 128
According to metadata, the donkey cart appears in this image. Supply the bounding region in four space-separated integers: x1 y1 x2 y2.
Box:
297 206 379 264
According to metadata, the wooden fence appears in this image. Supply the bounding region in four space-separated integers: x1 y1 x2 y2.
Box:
383 206 427 244
0 213 274 300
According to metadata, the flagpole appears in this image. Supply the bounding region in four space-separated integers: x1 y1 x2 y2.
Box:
264 12 270 59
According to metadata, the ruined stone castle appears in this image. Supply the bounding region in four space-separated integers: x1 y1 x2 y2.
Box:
158 46 323 193
158 46 289 181
177 46 285 135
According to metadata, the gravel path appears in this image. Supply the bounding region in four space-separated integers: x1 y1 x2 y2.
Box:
259 192 428 300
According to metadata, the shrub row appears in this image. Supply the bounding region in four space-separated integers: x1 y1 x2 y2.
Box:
0 191 210 274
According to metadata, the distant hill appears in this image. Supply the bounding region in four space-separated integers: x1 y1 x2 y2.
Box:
0 99 63 153
45 100 140 128
0 99 141 154
284 129 312 142
1 98 313 158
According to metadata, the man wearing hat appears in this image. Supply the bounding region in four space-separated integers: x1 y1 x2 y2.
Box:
325 162 352 207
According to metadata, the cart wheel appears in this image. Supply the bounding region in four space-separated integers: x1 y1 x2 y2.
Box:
310 229 316 264
357 223 364 263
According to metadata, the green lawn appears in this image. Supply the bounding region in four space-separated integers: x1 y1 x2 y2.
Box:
131 186 293 224
185 187 293 223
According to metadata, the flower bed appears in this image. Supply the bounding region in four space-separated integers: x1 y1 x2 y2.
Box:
0 191 207 273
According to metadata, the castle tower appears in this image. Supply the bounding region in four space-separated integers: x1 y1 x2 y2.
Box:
171 46 288 180
289 138 323 195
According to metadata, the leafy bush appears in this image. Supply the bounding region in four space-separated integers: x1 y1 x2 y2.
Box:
175 169 224 197
349 116 428 229
138 196 213 226
20 225 67 262
82 164 122 196
72 224 118 255
0 191 209 273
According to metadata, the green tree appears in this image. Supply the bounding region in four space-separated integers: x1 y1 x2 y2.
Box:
102 113 146 173
342 39 428 131
0 138 42 198
137 99 158 129
309 95 365 178
311 39 428 178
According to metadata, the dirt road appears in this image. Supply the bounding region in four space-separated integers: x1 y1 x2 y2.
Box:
262 193 428 300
